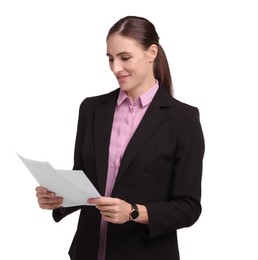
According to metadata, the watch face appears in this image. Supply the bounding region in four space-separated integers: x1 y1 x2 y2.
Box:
131 209 139 219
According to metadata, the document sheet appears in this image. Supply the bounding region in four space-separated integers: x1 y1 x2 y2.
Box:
17 153 101 207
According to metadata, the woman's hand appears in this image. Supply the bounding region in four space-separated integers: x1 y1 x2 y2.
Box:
88 197 131 224
35 186 63 210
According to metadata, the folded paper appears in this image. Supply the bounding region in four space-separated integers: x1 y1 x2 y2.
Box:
17 153 100 207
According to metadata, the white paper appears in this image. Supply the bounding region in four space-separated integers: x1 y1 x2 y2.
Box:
17 153 101 207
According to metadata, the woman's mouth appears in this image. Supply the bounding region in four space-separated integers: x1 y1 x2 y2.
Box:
117 75 129 83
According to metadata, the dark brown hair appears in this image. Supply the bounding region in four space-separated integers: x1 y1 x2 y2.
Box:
107 16 173 96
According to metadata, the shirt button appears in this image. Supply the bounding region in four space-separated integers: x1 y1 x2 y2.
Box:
129 106 134 112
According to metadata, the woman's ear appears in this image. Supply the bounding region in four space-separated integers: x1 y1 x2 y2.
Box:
148 44 158 62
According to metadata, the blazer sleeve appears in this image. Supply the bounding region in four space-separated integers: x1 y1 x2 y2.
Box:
145 107 205 239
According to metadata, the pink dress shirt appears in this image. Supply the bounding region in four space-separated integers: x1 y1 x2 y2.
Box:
97 82 159 260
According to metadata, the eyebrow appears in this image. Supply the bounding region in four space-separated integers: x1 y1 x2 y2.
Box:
106 51 132 57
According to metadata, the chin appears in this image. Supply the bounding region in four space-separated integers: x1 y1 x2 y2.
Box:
119 83 130 92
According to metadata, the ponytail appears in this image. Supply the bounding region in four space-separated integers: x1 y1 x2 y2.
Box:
154 44 173 96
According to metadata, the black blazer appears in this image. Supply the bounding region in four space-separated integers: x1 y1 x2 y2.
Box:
53 86 205 260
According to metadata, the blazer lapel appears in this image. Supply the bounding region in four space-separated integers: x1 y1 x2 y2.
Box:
113 86 174 190
94 89 119 195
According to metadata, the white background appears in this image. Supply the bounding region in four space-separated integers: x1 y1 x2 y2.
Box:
1 0 258 259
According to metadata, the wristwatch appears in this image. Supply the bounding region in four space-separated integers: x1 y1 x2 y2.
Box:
129 204 139 221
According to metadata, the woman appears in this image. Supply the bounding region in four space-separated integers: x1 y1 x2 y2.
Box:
36 16 205 260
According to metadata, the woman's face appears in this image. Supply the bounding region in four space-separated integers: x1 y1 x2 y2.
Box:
106 34 157 100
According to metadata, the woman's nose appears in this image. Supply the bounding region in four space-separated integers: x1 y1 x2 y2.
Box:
111 60 123 74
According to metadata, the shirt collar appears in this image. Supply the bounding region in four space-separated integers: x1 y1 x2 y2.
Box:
117 81 159 107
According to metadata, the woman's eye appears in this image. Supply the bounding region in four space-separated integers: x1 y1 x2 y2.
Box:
121 57 130 61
